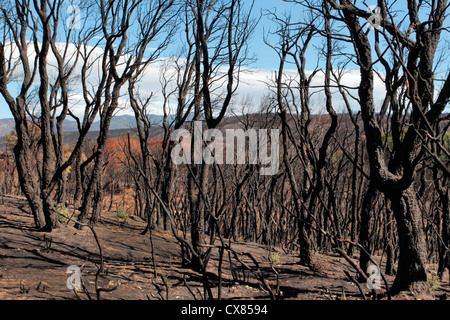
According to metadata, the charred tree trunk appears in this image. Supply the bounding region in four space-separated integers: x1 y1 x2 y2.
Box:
77 85 117 227
14 126 46 229
388 185 428 293
385 205 396 276
13 118 58 231
359 182 377 276
436 175 450 280
334 0 447 293
189 162 210 271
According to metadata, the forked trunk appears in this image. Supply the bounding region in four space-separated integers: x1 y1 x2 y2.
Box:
14 127 58 231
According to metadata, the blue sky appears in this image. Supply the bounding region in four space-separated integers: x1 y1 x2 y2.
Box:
247 0 299 69
0 0 448 120
0 0 301 120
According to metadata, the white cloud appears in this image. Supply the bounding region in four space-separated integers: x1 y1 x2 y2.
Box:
236 67 388 114
2 41 431 121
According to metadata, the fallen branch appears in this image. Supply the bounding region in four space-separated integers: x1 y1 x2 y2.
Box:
228 249 275 300
55 211 120 300
337 239 391 300
183 274 198 300
343 270 367 300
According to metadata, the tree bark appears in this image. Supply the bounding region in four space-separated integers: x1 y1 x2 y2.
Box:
436 177 450 280
358 182 377 276
385 207 396 276
14 141 46 229
388 185 428 294
14 120 58 231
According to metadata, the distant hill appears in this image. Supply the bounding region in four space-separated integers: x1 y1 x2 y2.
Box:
97 114 176 130
0 114 170 136
63 127 165 146
1 113 447 151
0 114 169 151
0 118 15 138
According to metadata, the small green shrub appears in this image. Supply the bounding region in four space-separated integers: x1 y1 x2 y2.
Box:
56 204 70 224
427 273 440 291
116 207 129 223
269 252 280 265
155 269 174 288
